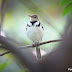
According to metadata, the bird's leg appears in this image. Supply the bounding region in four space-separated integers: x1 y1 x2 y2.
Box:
32 40 36 48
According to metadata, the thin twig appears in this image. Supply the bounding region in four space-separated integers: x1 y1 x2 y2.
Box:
20 39 63 49
0 50 11 56
0 38 63 56
0 44 11 56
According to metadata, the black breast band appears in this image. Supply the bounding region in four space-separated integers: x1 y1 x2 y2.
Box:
30 21 37 25
30 21 40 27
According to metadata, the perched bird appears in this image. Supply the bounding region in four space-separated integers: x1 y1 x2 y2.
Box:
26 14 44 60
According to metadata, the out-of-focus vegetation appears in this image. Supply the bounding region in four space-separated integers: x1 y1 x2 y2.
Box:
0 0 72 72
0 61 9 71
60 0 72 17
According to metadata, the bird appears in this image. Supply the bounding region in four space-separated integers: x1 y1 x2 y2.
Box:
26 14 44 60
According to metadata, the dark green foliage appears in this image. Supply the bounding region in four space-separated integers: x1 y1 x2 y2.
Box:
62 3 72 16
60 0 72 17
60 0 72 6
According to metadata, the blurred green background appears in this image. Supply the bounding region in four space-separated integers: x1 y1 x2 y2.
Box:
0 0 71 72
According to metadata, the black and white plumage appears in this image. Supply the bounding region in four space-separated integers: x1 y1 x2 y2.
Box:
26 14 44 60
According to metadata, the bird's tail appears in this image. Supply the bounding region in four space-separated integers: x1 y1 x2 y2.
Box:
36 46 41 60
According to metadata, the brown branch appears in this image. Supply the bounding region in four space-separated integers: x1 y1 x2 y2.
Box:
0 37 63 56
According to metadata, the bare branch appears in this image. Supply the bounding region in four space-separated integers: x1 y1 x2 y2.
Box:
0 36 63 56
20 39 63 49
0 50 11 56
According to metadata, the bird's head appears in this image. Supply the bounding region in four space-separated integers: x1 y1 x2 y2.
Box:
28 14 39 22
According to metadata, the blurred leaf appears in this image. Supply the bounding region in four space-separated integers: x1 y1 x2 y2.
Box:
60 0 72 6
62 3 72 16
0 61 10 71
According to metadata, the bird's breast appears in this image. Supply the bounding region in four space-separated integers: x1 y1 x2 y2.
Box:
27 26 43 43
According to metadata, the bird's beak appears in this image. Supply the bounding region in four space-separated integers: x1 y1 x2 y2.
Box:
28 15 33 17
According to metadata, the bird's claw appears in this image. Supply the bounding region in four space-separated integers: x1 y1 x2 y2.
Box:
32 43 40 47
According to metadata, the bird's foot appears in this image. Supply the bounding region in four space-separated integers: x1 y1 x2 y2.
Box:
32 43 40 47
